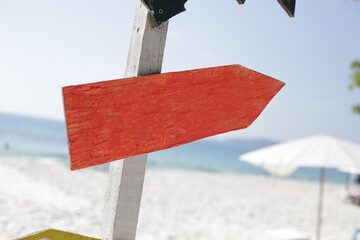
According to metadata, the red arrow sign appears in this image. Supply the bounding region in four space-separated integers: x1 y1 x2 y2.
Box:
63 64 284 170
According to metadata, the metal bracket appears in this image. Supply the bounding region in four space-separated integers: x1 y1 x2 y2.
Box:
237 0 295 17
277 0 296 18
141 0 187 26
141 0 295 27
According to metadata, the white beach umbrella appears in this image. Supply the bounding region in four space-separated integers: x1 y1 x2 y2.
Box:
339 167 360 174
239 134 360 240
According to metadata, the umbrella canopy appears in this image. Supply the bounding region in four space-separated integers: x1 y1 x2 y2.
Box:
239 134 360 240
339 167 360 174
239 134 360 177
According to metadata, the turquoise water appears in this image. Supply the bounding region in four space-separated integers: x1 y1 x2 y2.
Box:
0 113 348 184
149 140 348 184
0 113 68 157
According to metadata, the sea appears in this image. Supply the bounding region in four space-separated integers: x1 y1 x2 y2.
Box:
0 112 349 184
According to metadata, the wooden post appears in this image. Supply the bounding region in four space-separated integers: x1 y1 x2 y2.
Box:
101 1 168 240
316 167 325 240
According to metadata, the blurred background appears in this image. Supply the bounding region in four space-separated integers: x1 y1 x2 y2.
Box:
0 0 360 240
0 0 359 181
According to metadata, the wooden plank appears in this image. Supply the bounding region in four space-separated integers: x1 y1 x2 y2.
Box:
104 154 148 240
16 229 100 240
316 168 325 240
101 1 168 240
63 64 284 170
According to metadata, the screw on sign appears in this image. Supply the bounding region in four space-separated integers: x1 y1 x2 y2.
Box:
15 229 101 240
141 0 296 26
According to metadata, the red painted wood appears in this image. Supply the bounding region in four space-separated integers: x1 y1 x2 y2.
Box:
63 65 285 170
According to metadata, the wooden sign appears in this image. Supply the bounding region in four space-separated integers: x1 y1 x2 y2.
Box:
16 229 101 240
63 64 284 170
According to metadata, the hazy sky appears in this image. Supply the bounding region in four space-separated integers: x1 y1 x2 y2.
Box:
0 0 359 143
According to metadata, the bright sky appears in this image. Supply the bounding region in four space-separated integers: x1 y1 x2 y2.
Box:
0 0 359 143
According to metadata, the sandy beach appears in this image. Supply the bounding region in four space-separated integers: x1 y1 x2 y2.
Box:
1 156 359 240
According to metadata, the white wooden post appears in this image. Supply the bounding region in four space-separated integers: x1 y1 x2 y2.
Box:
101 1 168 240
316 167 325 240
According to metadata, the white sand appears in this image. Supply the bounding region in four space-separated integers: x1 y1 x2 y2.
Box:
1 156 359 240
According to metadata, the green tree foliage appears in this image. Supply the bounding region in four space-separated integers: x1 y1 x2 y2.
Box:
350 0 360 114
350 60 360 114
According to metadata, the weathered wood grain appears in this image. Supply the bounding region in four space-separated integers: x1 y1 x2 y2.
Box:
101 1 168 240
16 229 101 240
63 64 284 170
